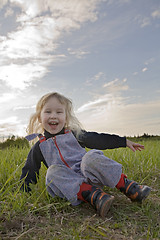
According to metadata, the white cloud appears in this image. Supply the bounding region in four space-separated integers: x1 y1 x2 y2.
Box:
0 116 19 125
0 116 21 135
48 1 99 24
135 15 151 28
103 78 129 92
76 77 160 136
85 72 106 86
0 0 102 90
132 58 153 76
103 78 119 88
0 115 25 136
68 48 89 59
94 72 106 81
10 0 48 19
0 16 59 89
0 63 48 89
13 105 36 111
142 67 148 72
151 9 160 19
76 94 113 113
77 78 128 114
140 17 151 28
11 0 99 24
77 95 160 136
144 58 155 65
1 17 58 60
0 92 15 103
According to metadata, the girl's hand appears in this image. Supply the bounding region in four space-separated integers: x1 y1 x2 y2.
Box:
126 139 144 152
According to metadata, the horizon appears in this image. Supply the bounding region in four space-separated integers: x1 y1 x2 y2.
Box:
0 133 160 141
0 0 160 137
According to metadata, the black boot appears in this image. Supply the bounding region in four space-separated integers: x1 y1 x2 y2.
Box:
82 186 114 217
120 178 151 203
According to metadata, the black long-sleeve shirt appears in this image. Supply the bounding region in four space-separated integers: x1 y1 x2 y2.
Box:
20 129 126 192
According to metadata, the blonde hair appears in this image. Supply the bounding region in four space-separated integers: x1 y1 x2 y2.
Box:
27 92 82 136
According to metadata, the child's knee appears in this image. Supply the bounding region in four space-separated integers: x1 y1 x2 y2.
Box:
46 164 62 184
81 150 103 170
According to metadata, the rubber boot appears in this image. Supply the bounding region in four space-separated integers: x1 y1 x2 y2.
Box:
82 186 114 217
120 178 151 203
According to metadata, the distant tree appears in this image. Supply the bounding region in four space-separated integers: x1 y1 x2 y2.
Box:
0 136 29 149
142 133 150 138
11 135 16 140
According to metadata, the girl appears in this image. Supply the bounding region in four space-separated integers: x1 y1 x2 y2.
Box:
20 92 151 217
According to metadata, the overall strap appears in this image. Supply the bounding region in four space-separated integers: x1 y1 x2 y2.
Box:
64 129 71 134
25 133 39 141
38 134 46 143
25 133 46 142
26 130 70 142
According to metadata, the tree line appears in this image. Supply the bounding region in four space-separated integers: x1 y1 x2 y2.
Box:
0 133 159 150
0 135 29 149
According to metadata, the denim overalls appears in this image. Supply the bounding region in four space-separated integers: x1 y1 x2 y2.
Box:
39 131 122 205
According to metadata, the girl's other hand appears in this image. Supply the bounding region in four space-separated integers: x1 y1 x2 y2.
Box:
126 139 144 152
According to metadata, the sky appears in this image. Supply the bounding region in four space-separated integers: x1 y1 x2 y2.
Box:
0 0 160 138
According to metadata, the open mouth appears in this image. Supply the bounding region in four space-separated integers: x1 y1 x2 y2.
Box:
49 122 58 126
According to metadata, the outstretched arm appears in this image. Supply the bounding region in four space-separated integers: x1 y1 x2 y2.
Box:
126 139 144 152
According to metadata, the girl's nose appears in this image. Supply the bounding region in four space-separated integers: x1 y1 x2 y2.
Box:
50 112 57 118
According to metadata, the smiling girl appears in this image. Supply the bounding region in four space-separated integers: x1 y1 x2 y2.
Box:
20 92 151 217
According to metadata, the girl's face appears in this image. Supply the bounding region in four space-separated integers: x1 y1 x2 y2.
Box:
40 97 66 135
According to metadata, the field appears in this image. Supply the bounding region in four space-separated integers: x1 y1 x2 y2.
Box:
0 140 160 240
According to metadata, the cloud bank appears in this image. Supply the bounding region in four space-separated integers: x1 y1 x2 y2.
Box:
0 0 101 90
77 77 160 136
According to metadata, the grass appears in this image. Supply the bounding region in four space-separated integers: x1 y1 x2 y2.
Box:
0 140 160 240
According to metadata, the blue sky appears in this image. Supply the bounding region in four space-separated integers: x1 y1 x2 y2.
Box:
0 0 160 137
